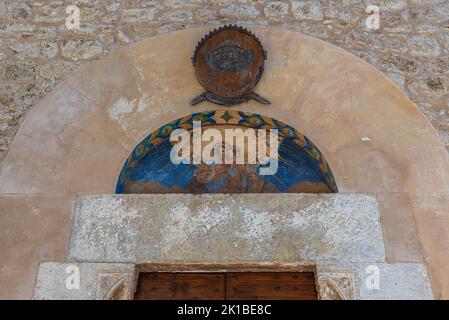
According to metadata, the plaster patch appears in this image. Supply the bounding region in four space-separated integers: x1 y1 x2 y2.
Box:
109 97 137 121
137 94 149 112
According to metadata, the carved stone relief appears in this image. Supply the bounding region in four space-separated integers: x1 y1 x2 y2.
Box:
95 272 136 300
316 268 360 300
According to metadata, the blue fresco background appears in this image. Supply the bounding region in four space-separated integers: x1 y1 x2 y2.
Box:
115 110 338 194
122 136 331 193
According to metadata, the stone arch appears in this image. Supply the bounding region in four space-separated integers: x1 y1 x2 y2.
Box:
1 27 449 299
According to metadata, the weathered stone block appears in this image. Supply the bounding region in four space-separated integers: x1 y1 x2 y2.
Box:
355 263 433 300
195 9 216 22
9 3 33 20
264 2 290 20
33 262 136 300
407 76 447 99
61 40 103 61
377 0 408 11
218 5 261 19
407 35 441 57
430 3 449 21
39 61 77 83
122 8 156 23
10 42 59 59
1 62 37 81
68 194 386 264
160 11 194 22
33 2 65 23
291 0 323 21
316 263 433 300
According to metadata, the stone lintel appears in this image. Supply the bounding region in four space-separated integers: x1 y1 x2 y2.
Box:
68 193 386 264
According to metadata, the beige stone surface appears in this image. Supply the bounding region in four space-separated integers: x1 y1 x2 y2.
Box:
354 263 433 300
318 263 434 300
33 262 136 300
68 194 385 264
0 195 74 299
0 28 448 298
409 194 449 298
377 193 423 262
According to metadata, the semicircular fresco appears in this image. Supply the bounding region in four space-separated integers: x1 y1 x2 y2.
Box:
116 110 338 194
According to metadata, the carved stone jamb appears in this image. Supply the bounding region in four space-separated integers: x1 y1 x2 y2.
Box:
316 267 360 300
95 269 137 300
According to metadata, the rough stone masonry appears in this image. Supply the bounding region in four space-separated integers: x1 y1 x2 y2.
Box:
0 0 448 168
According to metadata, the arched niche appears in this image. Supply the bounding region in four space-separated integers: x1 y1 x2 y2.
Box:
116 110 337 194
1 27 449 299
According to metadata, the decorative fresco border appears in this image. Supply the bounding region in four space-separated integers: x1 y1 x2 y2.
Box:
115 110 338 193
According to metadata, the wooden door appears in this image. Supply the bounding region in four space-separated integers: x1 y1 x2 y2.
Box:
134 273 225 300
226 272 317 300
134 272 317 300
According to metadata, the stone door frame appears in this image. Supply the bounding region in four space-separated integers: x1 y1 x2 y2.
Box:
33 193 433 300
34 261 360 300
136 262 362 300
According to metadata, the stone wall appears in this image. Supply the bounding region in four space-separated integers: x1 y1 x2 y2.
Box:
0 0 448 167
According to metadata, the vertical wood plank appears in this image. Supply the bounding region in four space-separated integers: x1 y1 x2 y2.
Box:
226 272 318 300
134 273 225 300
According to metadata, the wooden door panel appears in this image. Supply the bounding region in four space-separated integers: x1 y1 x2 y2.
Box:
134 273 225 300
226 272 317 300
134 272 317 300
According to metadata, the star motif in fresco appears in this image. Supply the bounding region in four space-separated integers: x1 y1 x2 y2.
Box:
220 111 234 123
211 110 242 124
